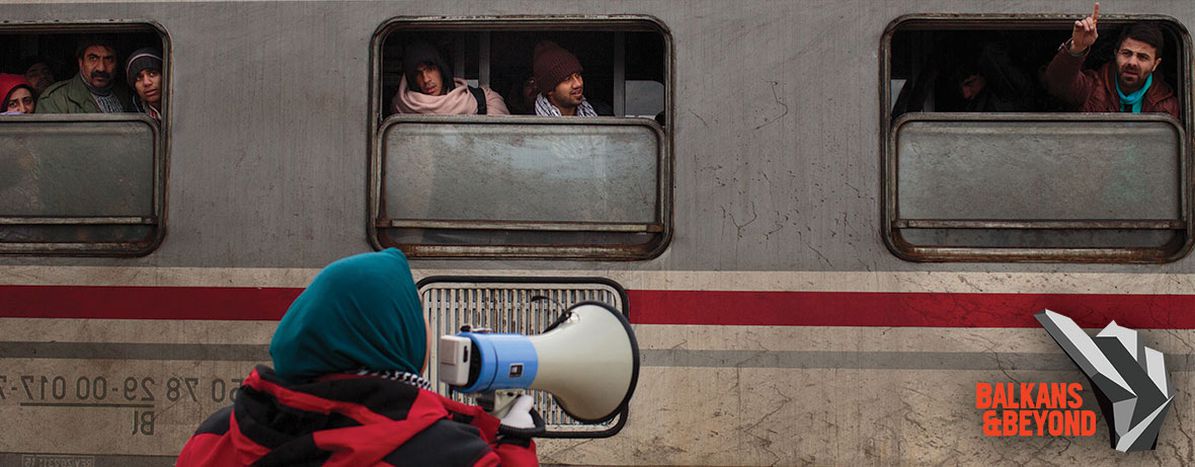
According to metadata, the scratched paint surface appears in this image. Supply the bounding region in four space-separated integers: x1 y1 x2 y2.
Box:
0 0 1185 271
0 319 273 456
539 325 1195 465
0 0 1193 464
3 320 1195 464
0 359 261 455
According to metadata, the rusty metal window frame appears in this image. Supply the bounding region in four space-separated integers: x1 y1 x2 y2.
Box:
881 14 1194 263
373 115 670 258
368 16 674 260
0 22 171 256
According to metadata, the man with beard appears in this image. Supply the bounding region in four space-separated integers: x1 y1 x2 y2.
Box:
1044 3 1179 118
532 41 599 117
37 36 132 114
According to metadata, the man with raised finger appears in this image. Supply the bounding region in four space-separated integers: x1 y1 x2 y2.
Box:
1044 3 1178 118
37 36 132 114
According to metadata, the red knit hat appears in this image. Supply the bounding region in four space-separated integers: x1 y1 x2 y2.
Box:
532 41 582 95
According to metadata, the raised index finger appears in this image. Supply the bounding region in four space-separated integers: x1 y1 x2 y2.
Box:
1093 2 1100 22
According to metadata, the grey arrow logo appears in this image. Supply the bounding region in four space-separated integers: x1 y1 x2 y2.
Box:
1036 309 1174 452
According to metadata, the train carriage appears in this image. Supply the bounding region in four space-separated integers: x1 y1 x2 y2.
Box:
1 0 1194 465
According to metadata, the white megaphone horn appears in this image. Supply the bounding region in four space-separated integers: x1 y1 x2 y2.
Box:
438 301 640 423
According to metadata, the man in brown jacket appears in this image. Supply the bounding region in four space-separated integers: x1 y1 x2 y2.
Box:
1044 3 1179 119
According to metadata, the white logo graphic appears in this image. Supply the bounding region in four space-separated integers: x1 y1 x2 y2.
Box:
1036 310 1174 452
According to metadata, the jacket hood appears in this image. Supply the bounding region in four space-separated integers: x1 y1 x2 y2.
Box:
231 366 448 465
403 41 455 95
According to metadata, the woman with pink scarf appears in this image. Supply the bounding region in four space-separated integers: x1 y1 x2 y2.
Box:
392 41 509 115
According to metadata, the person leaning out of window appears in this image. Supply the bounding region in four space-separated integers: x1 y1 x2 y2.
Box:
1044 3 1179 119
0 74 35 114
393 41 509 115
125 48 163 123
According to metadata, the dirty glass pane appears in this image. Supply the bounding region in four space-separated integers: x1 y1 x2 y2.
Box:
382 119 659 224
897 119 1181 221
891 116 1186 256
0 116 158 251
0 119 155 217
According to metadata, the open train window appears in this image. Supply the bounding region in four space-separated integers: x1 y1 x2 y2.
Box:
882 15 1191 262
369 17 672 259
0 23 168 256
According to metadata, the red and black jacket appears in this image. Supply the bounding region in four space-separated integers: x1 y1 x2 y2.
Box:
176 366 537 466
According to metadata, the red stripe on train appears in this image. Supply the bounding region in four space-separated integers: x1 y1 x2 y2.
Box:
0 285 301 321
628 290 1195 329
1 285 1193 329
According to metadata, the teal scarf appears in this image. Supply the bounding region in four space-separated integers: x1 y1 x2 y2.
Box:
1116 74 1152 113
270 248 426 383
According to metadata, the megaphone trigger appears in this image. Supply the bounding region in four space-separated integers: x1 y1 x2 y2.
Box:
488 390 528 421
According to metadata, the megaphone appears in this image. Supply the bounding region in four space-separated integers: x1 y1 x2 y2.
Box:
438 301 640 423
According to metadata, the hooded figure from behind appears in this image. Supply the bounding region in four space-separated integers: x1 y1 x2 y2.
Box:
176 249 539 466
392 41 509 115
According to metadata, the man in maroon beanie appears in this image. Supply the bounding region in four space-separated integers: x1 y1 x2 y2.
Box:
532 41 597 117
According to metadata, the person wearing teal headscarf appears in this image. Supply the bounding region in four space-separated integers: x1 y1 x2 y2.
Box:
270 248 427 383
176 248 541 466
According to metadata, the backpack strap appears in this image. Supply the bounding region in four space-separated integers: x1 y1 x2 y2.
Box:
468 86 487 115
436 393 502 443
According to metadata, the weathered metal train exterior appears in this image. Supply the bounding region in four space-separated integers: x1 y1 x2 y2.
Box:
2 1 1195 465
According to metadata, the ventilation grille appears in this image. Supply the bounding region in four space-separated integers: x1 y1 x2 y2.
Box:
419 277 627 437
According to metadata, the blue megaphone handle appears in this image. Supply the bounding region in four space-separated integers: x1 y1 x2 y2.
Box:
454 332 539 393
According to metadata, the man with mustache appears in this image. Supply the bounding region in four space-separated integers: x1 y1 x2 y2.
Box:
1044 3 1178 119
37 36 132 114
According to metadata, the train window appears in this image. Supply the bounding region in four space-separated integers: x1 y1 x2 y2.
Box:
370 18 671 259
882 16 1191 262
0 24 168 256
